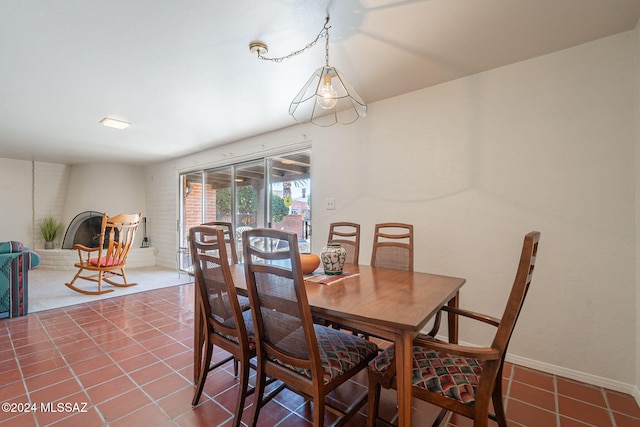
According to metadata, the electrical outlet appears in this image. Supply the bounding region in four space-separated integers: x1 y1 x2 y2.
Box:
326 198 336 210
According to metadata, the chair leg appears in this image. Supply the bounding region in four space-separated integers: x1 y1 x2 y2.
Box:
367 371 382 427
65 268 115 295
232 360 250 427
97 271 104 293
66 268 83 288
313 395 324 427
432 408 451 427
194 313 206 383
491 380 508 427
104 268 138 288
249 362 266 427
192 339 213 406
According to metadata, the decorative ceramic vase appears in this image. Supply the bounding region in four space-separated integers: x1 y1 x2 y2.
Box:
321 243 346 275
300 253 321 274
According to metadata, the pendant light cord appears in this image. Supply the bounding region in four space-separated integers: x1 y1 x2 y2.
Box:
324 20 330 66
255 16 331 63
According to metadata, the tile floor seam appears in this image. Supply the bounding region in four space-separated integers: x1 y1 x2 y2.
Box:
611 408 640 421
24 313 82 427
5 330 38 427
86 371 162 426
256 396 306 427
203 383 246 409
507 395 558 416
503 362 515 416
125 314 198 423
96 346 183 425
601 387 618 427
108 401 167 425
274 412 308 427
569 414 609 427
52 311 169 427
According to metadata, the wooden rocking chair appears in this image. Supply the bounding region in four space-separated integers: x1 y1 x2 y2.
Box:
65 212 142 295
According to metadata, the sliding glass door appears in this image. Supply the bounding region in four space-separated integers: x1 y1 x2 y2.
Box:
179 149 311 270
270 152 311 253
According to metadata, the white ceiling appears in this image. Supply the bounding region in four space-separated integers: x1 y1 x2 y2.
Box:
1 0 639 166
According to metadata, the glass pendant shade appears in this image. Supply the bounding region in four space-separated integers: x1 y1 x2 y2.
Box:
289 66 367 127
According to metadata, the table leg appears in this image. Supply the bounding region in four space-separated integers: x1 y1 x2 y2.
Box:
447 291 459 344
395 331 414 427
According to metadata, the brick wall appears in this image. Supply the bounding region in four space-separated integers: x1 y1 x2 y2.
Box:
274 215 304 237
145 161 178 268
33 162 71 249
183 182 223 242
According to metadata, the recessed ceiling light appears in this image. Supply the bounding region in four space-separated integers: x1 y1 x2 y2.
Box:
100 117 130 130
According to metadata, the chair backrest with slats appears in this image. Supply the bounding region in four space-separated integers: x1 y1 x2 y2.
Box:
201 221 238 264
98 212 142 267
492 231 540 356
190 226 248 341
370 223 414 271
328 222 360 265
242 228 321 380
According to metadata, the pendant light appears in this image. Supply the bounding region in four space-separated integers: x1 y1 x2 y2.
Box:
250 16 367 126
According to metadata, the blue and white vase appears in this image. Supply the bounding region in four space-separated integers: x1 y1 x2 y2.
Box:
321 243 346 275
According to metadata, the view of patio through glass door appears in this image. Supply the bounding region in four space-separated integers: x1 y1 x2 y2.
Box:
179 150 311 270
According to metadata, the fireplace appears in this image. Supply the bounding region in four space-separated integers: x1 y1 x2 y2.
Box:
61 211 105 249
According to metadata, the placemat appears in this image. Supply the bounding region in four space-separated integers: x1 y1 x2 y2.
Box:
303 271 359 285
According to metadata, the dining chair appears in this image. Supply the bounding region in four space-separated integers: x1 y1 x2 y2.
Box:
370 223 414 271
242 228 379 427
328 222 361 265
201 221 239 264
199 221 250 307
189 226 256 425
366 231 541 427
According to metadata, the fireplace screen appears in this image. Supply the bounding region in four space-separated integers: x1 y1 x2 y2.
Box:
61 211 105 249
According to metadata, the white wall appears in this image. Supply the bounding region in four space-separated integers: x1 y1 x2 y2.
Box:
58 163 148 248
0 158 33 245
320 32 636 390
60 164 147 227
146 31 638 393
0 161 148 249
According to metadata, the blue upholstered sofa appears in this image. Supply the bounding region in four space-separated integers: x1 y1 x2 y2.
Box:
0 241 40 318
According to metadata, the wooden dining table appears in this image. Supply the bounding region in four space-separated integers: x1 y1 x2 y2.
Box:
193 264 466 427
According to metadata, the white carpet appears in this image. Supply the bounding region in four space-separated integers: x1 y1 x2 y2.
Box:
28 266 193 313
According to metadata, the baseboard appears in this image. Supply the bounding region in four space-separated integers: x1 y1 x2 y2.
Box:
433 334 639 404
505 353 637 397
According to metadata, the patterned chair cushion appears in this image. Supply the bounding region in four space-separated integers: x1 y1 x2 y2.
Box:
212 309 256 349
208 294 251 314
369 341 485 405
269 324 378 384
237 295 251 311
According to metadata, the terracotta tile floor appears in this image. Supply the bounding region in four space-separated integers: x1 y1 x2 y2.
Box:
1 283 639 427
